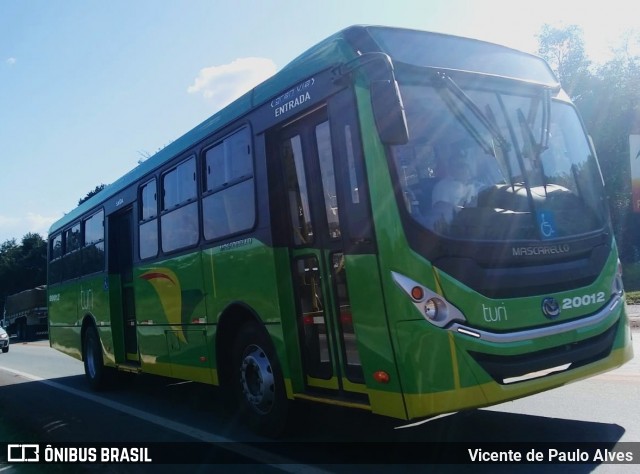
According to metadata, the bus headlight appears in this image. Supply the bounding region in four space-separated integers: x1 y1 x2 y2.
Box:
424 297 447 322
392 272 465 327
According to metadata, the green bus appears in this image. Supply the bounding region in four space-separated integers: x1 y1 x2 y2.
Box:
47 25 633 435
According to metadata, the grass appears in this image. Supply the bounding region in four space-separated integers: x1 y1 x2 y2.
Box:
622 262 640 304
626 290 640 305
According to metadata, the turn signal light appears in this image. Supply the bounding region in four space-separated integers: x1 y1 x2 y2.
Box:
373 371 390 384
410 286 424 301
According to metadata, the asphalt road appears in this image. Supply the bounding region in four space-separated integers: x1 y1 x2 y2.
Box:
0 311 638 473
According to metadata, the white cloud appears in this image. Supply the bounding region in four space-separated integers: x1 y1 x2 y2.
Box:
187 57 277 109
26 212 59 234
0 213 59 242
6 57 16 66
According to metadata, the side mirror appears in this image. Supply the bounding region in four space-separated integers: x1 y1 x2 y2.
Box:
370 80 409 145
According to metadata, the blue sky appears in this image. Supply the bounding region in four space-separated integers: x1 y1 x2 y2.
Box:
0 0 636 243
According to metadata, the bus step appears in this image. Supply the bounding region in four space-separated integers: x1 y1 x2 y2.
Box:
116 363 142 374
293 392 371 411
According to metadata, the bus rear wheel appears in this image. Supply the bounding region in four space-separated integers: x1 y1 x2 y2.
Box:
83 327 110 390
231 323 288 437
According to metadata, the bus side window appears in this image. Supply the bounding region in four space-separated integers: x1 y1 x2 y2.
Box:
203 127 256 240
63 223 82 280
329 89 375 253
82 209 105 275
139 179 158 260
48 234 63 284
161 157 199 253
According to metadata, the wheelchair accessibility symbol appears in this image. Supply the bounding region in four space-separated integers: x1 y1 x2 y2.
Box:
537 210 557 239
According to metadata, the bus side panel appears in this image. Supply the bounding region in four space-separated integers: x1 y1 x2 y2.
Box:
49 326 82 360
351 84 425 418
80 274 115 365
202 240 287 380
166 329 214 384
134 251 208 380
48 281 81 359
270 247 305 396
344 254 407 419
48 282 78 326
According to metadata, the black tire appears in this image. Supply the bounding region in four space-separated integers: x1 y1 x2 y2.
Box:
231 323 288 437
83 327 109 390
1 347 7 353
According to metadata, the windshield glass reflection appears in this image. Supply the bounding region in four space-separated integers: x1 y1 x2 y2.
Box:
391 82 606 241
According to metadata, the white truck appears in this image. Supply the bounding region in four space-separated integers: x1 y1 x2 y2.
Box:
2 286 48 340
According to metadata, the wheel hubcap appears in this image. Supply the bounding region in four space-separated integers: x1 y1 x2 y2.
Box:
240 344 275 415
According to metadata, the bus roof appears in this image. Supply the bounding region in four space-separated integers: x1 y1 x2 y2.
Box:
49 25 556 235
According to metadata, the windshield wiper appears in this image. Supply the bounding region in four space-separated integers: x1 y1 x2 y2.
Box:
437 87 494 156
484 103 516 190
496 95 546 238
517 108 548 193
437 72 511 152
435 71 518 191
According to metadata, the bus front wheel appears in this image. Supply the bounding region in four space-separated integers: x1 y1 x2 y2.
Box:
231 323 288 437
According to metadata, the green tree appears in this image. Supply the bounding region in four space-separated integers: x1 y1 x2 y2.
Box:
79 184 107 206
588 33 640 262
0 233 47 313
0 239 20 296
536 24 592 101
537 25 640 263
18 233 47 287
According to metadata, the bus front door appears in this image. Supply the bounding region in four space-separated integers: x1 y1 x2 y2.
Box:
276 106 367 401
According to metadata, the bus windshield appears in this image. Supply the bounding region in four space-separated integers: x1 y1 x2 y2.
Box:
390 77 607 241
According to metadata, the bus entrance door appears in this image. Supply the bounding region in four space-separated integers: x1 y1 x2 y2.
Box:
276 107 367 403
109 209 140 365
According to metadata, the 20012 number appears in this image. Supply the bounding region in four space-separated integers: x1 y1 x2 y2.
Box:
562 292 605 310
